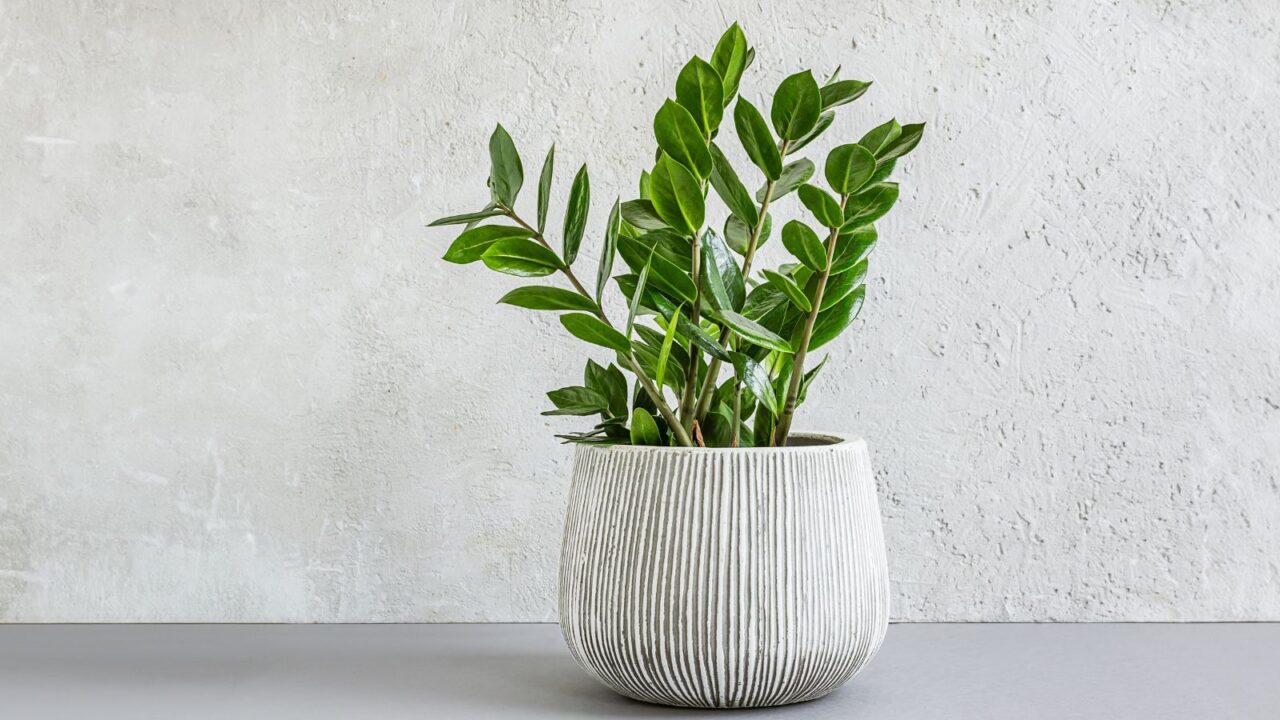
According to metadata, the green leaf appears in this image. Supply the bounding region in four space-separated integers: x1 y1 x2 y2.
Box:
734 98 782 180
724 213 771 255
617 233 697 304
807 285 865 351
649 155 704 236
620 199 668 230
498 286 598 312
481 238 563 276
597 199 621 303
585 360 629 419
561 313 631 353
715 309 793 353
741 281 787 321
675 57 724 135
824 144 878 195
770 70 822 141
711 23 749 105
730 352 780 416
626 247 653 337
817 259 867 311
878 122 926 164
428 207 503 227
797 184 843 229
701 227 745 312
832 225 877 273
761 158 814 202
630 407 661 445
788 111 833 153
654 99 712 179
488 124 523 207
781 220 827 271
562 165 590 264
798 354 828 404
867 159 896 186
763 269 812 312
820 79 872 110
843 183 899 229
708 144 759 226
443 225 536 264
543 386 609 416
537 145 555 232
859 119 902 156
655 307 680 389
651 295 732 362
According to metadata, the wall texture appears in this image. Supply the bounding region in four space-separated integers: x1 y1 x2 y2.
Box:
2 0 1278 622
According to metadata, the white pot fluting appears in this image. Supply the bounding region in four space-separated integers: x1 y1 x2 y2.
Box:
558 433 888 709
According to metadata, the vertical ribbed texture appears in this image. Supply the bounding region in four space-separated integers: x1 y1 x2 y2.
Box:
558 435 888 709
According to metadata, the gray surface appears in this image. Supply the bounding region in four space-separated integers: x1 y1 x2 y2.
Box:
0 624 1275 718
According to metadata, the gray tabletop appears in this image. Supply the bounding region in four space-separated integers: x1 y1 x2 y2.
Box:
1 623 1275 718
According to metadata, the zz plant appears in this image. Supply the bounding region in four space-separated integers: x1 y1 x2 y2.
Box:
432 24 923 448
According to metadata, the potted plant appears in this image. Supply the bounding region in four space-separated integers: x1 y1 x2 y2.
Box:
431 23 923 709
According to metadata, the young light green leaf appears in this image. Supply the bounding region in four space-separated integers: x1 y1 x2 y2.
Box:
820 79 871 110
488 124 523 207
480 238 563 276
730 352 780 416
620 199 669 230
824 143 877 195
675 56 724 135
708 143 758 226
831 225 877 273
654 99 712 179
562 165 590 264
649 155 704 236
806 285 865 351
859 119 903 156
597 199 621 303
629 407 661 445
561 313 631 353
701 227 745 312
781 220 828 271
770 70 822 141
537 145 555 232
428 207 503 227
442 225 536 264
734 98 782 180
543 385 610 416
763 269 812 312
498 286 599 312
797 184 843 229
787 110 833 153
877 122 926 164
843 183 899 229
626 248 653 337
711 23 748 105
760 158 814 202
655 305 681 389
715 309 793 353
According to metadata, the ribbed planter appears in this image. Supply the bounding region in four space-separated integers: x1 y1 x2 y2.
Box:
558 433 888 709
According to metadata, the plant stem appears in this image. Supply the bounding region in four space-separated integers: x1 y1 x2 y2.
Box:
771 194 849 446
677 228 702 430
503 207 693 447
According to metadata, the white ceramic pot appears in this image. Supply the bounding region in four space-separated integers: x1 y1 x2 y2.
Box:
558 433 888 709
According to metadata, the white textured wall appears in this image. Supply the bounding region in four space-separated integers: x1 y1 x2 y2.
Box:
2 0 1278 622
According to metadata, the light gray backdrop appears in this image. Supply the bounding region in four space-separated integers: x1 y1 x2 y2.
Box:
2 1 1278 622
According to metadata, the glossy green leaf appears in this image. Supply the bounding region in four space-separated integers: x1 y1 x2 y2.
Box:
877 122 926 164
770 70 822 141
617 233 697 304
734 98 782 180
498 286 598 312
741 282 787 321
675 56 724 135
488 124 523 207
626 247 653 337
543 385 609 416
652 295 732 362
560 313 631 353
724 213 771 255
867 159 896 186
709 144 758 226
781 220 827 271
443 225 536 264
585 360 629 419
798 354 828 405
655 306 681 389
480 238 563 276
620 199 668 230
831 225 877 273
760 158 814 202
797 184 843 229
730 352 780 416
763 269 812 312
843 183 899 229
630 407 661 445
597 199 621 303
715 309 793 353
562 165 590 264
711 23 748 105
820 79 871 110
428 207 503 227
787 110 833 153
807 285 865 351
649 155 704 236
824 143 877 195
816 259 867 311
701 227 745 312
655 99 712 178
859 119 902 156
537 145 555 232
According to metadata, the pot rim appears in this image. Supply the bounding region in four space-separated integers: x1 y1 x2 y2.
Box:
578 431 865 454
